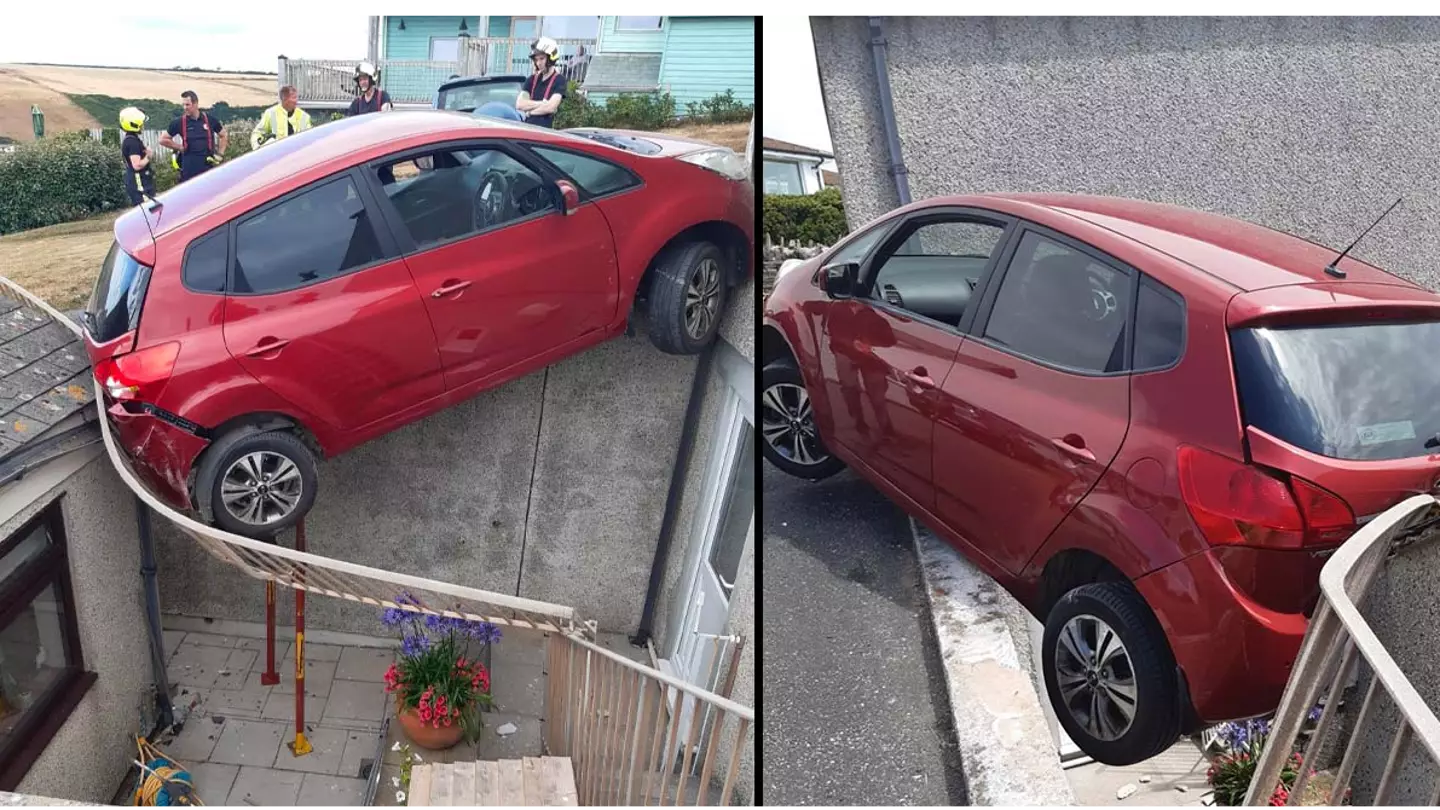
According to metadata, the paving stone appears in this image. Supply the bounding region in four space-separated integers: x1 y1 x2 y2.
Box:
203 685 270 719
209 718 287 767
168 643 234 688
226 766 305 806
263 690 327 724
183 633 246 649
475 711 544 760
489 660 545 717
334 647 393 682
165 715 224 762
162 629 187 656
323 679 387 723
271 725 350 775
338 728 383 780
298 773 368 805
211 649 260 690
291 642 344 662
493 634 547 668
271 657 338 697
185 762 239 805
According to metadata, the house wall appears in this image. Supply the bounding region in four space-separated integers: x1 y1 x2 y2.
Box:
597 16 669 54
657 17 756 110
8 449 151 803
762 153 824 195
810 16 1440 290
381 16 478 102
153 329 697 636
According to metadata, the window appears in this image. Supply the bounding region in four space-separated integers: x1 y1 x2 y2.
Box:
825 222 893 268
615 16 663 30
182 228 228 294
375 148 555 251
709 421 753 599
867 218 1007 327
530 146 638 197
233 176 384 295
430 38 460 62
1133 276 1185 371
983 231 1132 373
0 502 94 791
85 242 151 343
541 16 600 39
762 160 804 195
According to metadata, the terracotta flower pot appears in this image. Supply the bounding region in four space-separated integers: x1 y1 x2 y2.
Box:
396 700 465 750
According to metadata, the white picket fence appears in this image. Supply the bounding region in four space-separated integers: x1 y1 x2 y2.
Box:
86 129 173 156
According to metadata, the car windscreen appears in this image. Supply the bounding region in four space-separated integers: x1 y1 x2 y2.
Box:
85 241 151 343
1231 321 1440 461
438 82 524 111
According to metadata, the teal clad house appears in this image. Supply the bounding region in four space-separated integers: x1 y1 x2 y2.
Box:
368 16 754 115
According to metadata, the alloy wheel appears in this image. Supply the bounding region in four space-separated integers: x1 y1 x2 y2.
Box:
684 258 723 340
221 451 305 526
761 382 828 466
1054 614 1138 742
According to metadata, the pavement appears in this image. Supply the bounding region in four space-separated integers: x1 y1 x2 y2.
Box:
762 466 967 805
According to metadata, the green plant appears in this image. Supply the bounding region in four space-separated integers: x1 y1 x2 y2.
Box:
66 94 269 129
380 593 499 745
100 128 121 147
685 90 753 124
0 136 128 235
553 82 677 130
762 187 848 246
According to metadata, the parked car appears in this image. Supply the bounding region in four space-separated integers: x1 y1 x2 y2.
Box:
434 74 528 113
762 193 1440 766
85 111 752 538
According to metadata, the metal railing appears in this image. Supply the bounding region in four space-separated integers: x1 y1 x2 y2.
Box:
545 631 753 805
1246 494 1440 805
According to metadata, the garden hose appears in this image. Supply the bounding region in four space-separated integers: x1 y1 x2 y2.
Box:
132 737 203 806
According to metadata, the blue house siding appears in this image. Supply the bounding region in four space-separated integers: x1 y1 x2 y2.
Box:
657 17 754 111
596 16 668 53
382 16 477 101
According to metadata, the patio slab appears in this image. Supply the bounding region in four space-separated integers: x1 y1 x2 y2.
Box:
297 773 368 805
272 725 352 775
209 718 288 767
226 766 306 806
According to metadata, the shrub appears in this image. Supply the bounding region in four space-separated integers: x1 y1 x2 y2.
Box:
553 82 677 130
100 128 121 147
762 187 848 247
685 90 753 123
0 137 128 235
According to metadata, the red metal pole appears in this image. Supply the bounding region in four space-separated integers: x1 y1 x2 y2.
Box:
261 580 279 685
288 519 311 756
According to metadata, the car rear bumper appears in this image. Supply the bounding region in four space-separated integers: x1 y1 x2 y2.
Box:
1134 548 1309 724
105 399 209 511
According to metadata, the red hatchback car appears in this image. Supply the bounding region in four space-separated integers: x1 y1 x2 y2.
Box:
763 193 1440 765
83 112 752 538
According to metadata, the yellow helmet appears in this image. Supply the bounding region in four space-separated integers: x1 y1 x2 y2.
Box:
119 106 146 133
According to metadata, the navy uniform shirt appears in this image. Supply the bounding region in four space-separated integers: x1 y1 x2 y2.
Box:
166 112 222 157
523 71 565 128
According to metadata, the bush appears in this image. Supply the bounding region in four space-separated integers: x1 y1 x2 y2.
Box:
100 128 121 147
762 187 848 246
0 137 128 235
553 81 677 130
685 90 753 123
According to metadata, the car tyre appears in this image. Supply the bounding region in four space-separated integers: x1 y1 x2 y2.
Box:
760 358 845 480
195 429 319 540
646 241 729 355
1042 581 1182 766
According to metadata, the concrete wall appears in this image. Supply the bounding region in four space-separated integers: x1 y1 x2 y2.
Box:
810 16 1440 290
10 450 151 803
154 326 696 636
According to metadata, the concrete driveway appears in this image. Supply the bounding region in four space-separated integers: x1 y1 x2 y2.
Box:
762 465 967 805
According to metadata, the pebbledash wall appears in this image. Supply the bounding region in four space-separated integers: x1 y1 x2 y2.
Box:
810 16 1440 290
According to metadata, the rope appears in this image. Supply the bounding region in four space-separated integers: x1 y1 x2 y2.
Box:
132 737 203 806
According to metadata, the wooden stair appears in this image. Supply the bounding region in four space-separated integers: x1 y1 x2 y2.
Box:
408 757 579 806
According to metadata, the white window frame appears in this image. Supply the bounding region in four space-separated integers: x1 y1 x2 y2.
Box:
615 16 664 31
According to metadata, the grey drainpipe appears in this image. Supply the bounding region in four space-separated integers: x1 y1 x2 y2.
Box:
868 16 912 206
136 499 174 731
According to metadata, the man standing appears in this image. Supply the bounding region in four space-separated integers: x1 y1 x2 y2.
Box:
118 106 156 206
251 85 312 150
347 62 393 116
160 91 227 183
516 37 565 128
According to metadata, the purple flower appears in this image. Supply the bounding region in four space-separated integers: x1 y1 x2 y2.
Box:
400 634 432 657
380 607 406 627
1308 705 1324 723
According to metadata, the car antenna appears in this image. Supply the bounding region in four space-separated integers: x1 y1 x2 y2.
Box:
1325 197 1402 279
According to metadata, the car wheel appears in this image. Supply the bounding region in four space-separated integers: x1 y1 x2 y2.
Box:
645 241 729 355
195 429 318 539
1042 582 1182 766
760 359 845 480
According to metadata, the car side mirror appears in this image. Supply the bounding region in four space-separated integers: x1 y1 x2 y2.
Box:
820 262 859 298
556 180 580 215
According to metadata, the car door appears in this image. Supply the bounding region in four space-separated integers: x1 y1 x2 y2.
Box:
364 142 619 392
933 226 1133 575
222 170 446 432
820 210 1014 511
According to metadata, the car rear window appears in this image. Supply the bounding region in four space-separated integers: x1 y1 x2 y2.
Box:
86 241 151 343
437 81 524 111
1231 321 1440 460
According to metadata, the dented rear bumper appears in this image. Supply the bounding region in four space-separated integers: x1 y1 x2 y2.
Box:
104 398 209 510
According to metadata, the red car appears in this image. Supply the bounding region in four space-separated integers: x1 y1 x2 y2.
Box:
763 193 1440 765
83 112 752 538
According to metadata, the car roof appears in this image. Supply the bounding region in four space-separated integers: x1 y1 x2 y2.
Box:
439 74 527 89
128 111 587 239
952 192 1414 293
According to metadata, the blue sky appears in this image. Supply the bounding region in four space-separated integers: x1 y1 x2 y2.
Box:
0 11 366 73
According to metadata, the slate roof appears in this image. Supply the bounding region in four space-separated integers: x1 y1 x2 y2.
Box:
0 297 95 462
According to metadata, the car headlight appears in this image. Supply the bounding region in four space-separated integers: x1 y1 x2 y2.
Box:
678 148 749 181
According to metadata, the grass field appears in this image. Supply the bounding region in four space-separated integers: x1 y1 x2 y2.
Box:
0 120 750 310
0 64 277 142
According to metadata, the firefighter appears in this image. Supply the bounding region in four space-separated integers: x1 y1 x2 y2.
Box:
118 107 156 206
160 91 227 183
516 37 566 128
251 85 312 150
347 62 393 116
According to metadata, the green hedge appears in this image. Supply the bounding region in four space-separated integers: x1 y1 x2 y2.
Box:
0 137 128 234
684 90 752 123
554 86 753 131
762 188 848 246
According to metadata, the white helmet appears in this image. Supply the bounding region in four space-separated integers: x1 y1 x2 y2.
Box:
355 61 378 86
530 36 560 65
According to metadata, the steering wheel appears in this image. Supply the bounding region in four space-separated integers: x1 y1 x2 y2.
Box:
1084 266 1119 323
472 170 510 231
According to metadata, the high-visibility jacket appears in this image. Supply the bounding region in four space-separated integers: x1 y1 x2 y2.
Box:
251 103 313 150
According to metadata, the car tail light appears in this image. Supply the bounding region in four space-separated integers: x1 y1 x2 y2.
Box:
1177 445 1355 550
93 342 180 402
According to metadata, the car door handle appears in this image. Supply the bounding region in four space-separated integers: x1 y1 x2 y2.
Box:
906 368 935 389
1052 435 1097 463
431 280 473 298
244 338 290 358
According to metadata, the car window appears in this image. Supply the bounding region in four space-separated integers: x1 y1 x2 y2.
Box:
530 146 637 197
182 228 228 294
867 219 1006 327
1133 276 1185 371
438 82 525 111
824 222 891 269
375 148 555 251
983 231 1131 373
233 176 384 295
